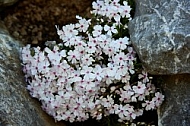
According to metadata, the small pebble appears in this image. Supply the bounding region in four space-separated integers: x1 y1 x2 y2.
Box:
32 39 38 45
13 31 19 37
20 28 27 36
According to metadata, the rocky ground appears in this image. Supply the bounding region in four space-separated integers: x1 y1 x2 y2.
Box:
0 0 93 46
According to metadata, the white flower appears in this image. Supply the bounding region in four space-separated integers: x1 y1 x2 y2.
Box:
37 58 50 74
120 1 131 18
75 15 91 32
103 75 115 85
88 34 98 45
70 70 82 83
93 65 105 81
114 70 124 80
153 92 165 107
29 59 38 75
110 8 121 22
55 25 65 40
81 54 94 66
67 50 80 64
137 93 146 101
110 37 129 51
20 0 164 123
21 44 33 64
101 95 114 108
103 45 115 57
114 104 130 120
142 100 155 111
127 63 135 74
91 0 104 15
119 88 133 103
85 41 96 54
100 4 111 16
104 24 117 36
138 71 149 83
145 83 156 95
121 73 130 83
105 63 117 77
126 47 136 63
113 52 127 65
117 65 129 76
80 66 96 81
132 81 146 94
98 34 112 48
92 25 103 37
62 24 78 38
44 46 65 65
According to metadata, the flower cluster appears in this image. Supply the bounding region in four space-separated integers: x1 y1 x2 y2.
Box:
21 0 164 123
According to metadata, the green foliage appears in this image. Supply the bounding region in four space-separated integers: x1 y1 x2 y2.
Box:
127 0 136 18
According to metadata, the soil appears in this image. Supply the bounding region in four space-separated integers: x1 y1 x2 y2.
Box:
0 0 93 46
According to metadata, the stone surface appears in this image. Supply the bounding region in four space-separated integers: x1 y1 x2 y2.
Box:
129 0 190 125
0 21 65 126
157 74 190 126
129 0 190 75
0 0 19 11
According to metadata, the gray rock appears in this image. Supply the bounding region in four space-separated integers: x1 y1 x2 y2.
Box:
0 0 19 11
128 0 190 125
157 74 190 126
0 20 65 126
129 0 190 75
